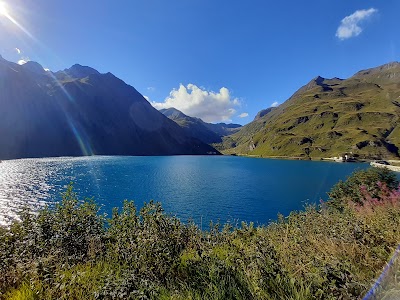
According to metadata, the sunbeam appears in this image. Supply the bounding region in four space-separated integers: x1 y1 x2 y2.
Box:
0 1 94 157
0 1 38 42
45 71 95 156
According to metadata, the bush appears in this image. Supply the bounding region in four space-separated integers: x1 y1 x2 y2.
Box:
1 170 400 299
328 167 399 210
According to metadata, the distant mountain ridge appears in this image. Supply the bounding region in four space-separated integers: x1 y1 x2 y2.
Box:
219 61 400 159
0 56 219 159
160 107 241 144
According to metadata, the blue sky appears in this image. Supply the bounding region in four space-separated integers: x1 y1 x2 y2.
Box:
0 0 399 124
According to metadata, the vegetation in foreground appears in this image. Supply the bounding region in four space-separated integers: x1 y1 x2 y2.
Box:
1 168 400 299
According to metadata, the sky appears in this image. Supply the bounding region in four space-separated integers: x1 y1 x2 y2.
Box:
0 0 399 124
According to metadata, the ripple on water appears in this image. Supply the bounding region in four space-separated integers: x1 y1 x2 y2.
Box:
0 155 371 227
0 157 75 225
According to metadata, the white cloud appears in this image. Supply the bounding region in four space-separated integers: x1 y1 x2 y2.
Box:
151 84 240 123
17 59 28 65
271 101 279 107
238 112 249 118
143 95 150 102
15 47 21 54
336 8 377 40
147 86 155 92
44 68 50 72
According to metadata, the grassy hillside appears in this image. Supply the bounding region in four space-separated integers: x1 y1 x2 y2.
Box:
1 168 400 299
219 62 400 159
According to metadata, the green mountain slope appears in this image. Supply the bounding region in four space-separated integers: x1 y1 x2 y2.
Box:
219 62 400 159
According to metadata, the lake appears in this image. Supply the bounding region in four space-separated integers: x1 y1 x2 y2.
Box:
0 155 369 226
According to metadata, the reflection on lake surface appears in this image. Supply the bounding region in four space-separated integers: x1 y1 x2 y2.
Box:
0 155 369 226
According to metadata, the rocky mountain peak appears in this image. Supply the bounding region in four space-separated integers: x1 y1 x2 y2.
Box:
21 61 46 74
304 76 325 89
353 61 400 78
290 76 328 99
64 64 100 78
379 61 400 70
159 108 188 119
313 76 325 84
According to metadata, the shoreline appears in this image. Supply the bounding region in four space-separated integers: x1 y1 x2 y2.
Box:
370 162 400 172
229 153 385 163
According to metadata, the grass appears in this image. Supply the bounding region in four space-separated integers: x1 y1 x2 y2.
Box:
219 65 400 159
1 167 400 299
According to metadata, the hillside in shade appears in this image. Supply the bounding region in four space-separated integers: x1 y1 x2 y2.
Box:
218 62 400 159
0 56 219 159
160 107 241 144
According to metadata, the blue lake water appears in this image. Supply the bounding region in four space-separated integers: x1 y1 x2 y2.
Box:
0 155 370 226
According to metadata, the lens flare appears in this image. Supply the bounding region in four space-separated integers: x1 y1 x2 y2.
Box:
0 1 94 157
0 2 8 16
45 71 95 156
0 1 37 42
363 244 400 299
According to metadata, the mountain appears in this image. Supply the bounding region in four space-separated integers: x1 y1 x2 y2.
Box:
160 108 221 143
203 122 242 137
160 107 242 144
253 107 276 121
0 56 219 159
219 62 400 159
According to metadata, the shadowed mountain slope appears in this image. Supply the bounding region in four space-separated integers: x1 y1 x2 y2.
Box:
160 107 241 144
0 56 218 159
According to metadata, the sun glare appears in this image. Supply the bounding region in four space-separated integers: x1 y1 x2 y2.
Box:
0 1 37 41
0 2 8 16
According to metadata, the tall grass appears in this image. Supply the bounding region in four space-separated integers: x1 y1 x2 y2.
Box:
0 167 399 299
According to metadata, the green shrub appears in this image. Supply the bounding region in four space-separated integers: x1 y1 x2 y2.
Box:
1 169 400 299
328 167 399 210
